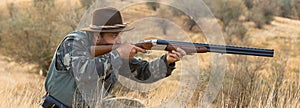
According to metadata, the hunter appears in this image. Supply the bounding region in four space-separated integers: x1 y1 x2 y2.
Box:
42 7 186 108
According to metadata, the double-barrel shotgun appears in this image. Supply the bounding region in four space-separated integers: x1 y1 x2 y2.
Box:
91 40 274 57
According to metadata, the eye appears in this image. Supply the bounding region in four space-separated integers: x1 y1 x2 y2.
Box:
112 33 118 38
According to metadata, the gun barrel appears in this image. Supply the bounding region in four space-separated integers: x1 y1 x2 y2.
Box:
155 40 274 57
208 48 274 57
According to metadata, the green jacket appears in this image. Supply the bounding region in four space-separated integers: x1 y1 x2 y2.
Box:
44 31 175 107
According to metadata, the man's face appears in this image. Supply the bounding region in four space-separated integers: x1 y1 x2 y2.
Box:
94 32 121 45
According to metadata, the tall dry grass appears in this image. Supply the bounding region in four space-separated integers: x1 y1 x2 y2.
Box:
0 56 45 108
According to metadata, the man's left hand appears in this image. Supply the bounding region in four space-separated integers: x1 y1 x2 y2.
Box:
166 47 187 64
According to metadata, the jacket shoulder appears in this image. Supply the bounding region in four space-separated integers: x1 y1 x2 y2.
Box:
60 31 90 47
66 30 87 40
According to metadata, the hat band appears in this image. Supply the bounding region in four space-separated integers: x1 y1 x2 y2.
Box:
89 24 126 30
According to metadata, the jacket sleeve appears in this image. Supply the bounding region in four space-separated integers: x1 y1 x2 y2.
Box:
119 54 176 83
68 38 122 83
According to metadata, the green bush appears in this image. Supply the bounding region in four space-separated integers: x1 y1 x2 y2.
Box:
146 1 160 11
79 0 94 9
0 0 83 75
225 22 248 44
279 0 294 18
247 8 267 29
246 0 276 28
1 2 55 73
243 0 253 9
293 0 300 19
209 0 243 27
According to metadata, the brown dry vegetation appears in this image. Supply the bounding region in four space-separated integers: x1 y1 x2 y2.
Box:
0 55 44 108
0 0 299 108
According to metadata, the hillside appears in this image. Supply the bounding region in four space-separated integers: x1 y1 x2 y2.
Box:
247 16 300 70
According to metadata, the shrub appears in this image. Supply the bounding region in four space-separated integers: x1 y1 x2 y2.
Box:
79 0 94 9
293 0 300 19
246 0 277 28
170 0 212 32
243 0 253 9
247 8 266 29
225 21 248 44
221 56 267 107
279 0 294 18
146 0 160 11
209 0 243 27
0 0 82 75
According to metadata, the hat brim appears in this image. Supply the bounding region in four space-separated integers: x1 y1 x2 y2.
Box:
81 26 134 32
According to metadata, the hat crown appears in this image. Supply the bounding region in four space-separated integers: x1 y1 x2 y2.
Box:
92 7 123 26
81 7 133 32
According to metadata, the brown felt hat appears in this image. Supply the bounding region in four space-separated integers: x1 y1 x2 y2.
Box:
81 7 133 32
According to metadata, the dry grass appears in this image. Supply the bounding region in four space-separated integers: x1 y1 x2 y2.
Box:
0 55 45 108
247 16 300 70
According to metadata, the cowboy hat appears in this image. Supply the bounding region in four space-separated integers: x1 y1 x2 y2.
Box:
81 7 133 32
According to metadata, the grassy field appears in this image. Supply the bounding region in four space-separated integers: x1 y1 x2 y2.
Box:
0 0 299 108
0 56 44 108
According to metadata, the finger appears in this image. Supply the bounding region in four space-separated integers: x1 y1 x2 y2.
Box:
168 52 180 61
170 50 181 59
132 48 137 54
176 47 187 56
129 50 136 59
172 50 183 58
133 46 146 53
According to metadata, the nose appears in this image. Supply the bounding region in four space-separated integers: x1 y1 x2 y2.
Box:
115 37 122 44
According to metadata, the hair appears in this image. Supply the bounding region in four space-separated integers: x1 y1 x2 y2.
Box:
86 31 108 45
99 32 104 37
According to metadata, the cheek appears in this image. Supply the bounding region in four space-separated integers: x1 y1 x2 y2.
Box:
109 38 116 43
115 37 121 43
103 36 115 43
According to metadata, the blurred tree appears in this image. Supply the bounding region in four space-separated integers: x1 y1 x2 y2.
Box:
209 0 243 28
279 0 294 18
0 0 79 76
79 0 94 9
293 0 300 19
7 3 17 19
247 0 276 28
171 0 209 32
158 19 169 35
225 22 248 44
243 0 253 9
247 8 266 29
59 6 84 31
146 0 160 11
33 0 55 11
204 0 248 43
156 5 172 35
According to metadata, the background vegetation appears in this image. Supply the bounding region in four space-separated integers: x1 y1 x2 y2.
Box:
0 0 299 107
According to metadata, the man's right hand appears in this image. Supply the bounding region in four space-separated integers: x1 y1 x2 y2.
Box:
116 42 146 59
